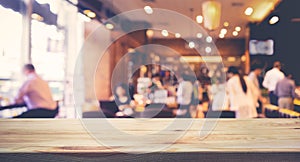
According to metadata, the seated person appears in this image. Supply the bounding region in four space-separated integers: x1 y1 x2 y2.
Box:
111 83 135 117
13 64 57 118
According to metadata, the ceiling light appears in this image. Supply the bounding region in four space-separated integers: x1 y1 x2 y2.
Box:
196 33 203 38
83 10 96 18
196 15 203 23
235 26 241 31
128 48 135 53
105 23 114 30
202 1 222 30
161 30 169 37
223 21 229 27
219 34 225 38
269 15 279 25
146 29 154 38
175 33 181 38
31 13 43 21
220 28 227 34
144 6 153 14
244 7 253 16
250 1 278 22
241 55 246 62
205 46 212 53
189 41 195 48
206 36 213 43
227 57 236 62
232 31 238 36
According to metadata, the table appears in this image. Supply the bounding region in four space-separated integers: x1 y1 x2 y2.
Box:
0 119 300 161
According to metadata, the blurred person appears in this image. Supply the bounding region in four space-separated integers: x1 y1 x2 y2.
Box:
112 83 134 117
227 66 258 118
175 74 194 118
13 64 57 118
198 66 211 103
162 70 172 87
248 64 264 114
210 77 228 111
149 73 164 91
147 73 164 101
274 71 296 110
263 61 284 105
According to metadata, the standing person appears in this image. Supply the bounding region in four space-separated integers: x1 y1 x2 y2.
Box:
198 66 211 103
175 74 194 118
13 64 57 118
274 72 296 110
227 66 258 118
263 61 284 105
248 64 263 114
210 77 228 111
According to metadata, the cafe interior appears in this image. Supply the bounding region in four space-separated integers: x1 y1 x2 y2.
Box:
0 0 300 119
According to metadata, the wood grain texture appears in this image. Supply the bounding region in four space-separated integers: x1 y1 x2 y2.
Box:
0 119 300 153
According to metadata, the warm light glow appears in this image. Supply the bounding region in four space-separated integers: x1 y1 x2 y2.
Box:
31 13 43 21
105 23 114 30
175 33 181 38
83 10 96 18
223 21 229 27
235 26 241 31
146 29 154 38
241 55 246 62
196 33 203 38
220 28 227 34
144 6 153 14
196 15 203 23
161 30 169 37
227 57 236 62
244 7 253 16
269 16 279 24
250 1 279 22
205 46 212 53
206 36 213 43
128 48 135 53
232 31 238 36
180 56 222 63
219 33 225 38
202 1 221 30
188 41 195 48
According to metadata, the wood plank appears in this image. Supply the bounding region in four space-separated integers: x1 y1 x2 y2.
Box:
0 119 299 153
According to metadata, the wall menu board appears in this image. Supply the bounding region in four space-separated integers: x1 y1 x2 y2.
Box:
249 39 274 55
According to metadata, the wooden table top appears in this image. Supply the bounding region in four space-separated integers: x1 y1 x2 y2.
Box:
0 119 300 153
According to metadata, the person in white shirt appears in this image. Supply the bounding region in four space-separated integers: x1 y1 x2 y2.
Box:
262 61 284 105
13 64 57 118
227 66 258 118
175 74 194 117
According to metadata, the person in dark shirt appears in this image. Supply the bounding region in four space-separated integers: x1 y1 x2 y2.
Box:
113 83 134 116
274 71 296 110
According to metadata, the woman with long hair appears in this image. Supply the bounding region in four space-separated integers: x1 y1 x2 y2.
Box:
227 66 259 118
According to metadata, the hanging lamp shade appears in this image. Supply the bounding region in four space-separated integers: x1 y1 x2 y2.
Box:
202 1 221 30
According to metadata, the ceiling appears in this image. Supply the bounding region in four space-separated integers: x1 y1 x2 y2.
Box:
98 0 281 39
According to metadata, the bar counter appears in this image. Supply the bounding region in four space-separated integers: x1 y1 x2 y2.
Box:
0 119 300 161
